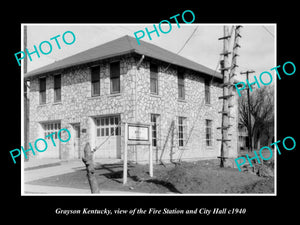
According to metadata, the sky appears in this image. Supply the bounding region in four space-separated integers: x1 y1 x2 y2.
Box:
24 24 275 82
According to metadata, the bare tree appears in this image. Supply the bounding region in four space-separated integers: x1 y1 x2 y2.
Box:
239 85 274 150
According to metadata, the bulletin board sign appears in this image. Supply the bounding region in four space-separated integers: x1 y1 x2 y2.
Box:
128 124 149 141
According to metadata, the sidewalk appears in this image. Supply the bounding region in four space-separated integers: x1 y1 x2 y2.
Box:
24 184 145 195
23 158 145 195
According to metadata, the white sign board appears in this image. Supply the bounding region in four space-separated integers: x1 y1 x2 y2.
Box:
128 125 149 141
123 123 153 185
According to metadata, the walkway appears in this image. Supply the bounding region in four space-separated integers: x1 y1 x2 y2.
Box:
23 158 144 195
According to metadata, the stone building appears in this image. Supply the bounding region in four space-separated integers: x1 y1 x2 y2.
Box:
24 35 239 163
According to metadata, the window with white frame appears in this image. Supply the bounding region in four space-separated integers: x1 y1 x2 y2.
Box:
43 122 61 140
95 115 121 137
205 119 213 146
178 116 187 147
151 114 160 147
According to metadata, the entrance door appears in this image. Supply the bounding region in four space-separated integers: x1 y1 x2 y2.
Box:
94 115 121 159
41 122 61 159
73 124 81 159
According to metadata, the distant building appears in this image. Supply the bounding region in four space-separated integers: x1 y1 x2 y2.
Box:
24 35 239 163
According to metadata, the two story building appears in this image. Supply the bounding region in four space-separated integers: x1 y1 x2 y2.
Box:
24 35 239 163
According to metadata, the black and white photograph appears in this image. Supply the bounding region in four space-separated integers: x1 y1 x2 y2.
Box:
21 24 275 195
3 4 298 221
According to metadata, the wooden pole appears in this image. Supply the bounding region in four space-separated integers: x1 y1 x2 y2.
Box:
220 25 230 167
123 123 128 185
82 142 100 193
240 70 255 152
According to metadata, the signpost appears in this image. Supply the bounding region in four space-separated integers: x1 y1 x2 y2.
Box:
123 123 153 185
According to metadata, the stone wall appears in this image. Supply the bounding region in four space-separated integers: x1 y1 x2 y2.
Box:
28 53 238 162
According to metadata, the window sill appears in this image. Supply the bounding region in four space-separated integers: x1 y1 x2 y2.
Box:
177 98 186 103
109 93 122 97
38 103 49 107
150 93 161 98
88 93 122 100
53 101 62 105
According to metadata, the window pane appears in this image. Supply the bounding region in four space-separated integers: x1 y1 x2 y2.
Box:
115 117 119 125
39 77 46 91
54 89 61 102
91 66 100 82
92 81 100 96
178 85 185 99
101 128 105 136
51 124 53 130
110 117 114 125
179 140 183 147
110 62 120 93
55 132 57 139
91 66 100 96
150 64 158 94
54 75 61 89
106 128 109 136
101 118 105 126
58 123 61 129
150 78 157 94
105 118 109 126
97 128 100 137
153 139 157 147
205 80 211 104
111 127 115 136
40 91 46 104
178 71 184 85
110 62 120 78
111 78 120 93
76 127 80 138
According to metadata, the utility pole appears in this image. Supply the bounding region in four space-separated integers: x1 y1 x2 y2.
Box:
218 26 231 167
240 70 255 152
218 25 242 167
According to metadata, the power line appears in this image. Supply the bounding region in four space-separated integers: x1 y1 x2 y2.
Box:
177 26 199 54
162 26 199 72
262 26 274 38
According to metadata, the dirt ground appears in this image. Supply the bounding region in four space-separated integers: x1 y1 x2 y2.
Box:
28 159 274 194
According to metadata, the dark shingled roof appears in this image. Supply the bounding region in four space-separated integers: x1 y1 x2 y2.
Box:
24 35 222 79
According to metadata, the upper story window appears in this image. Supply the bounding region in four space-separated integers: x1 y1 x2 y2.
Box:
205 79 211 104
110 62 120 94
178 70 185 100
150 63 158 95
54 74 61 102
91 66 100 97
39 77 46 104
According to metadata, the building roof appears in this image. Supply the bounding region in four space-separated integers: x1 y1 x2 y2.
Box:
24 35 222 79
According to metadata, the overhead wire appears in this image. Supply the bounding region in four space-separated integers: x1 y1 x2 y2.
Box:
262 26 274 38
162 26 199 72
